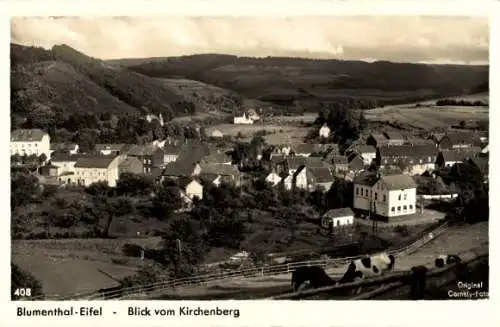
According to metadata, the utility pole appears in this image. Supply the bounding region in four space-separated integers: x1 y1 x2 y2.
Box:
176 238 182 276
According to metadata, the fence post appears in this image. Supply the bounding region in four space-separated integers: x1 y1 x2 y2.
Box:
410 265 428 300
287 264 290 274
261 267 264 277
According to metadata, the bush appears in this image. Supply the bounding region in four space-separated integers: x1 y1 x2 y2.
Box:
122 244 143 257
394 225 410 236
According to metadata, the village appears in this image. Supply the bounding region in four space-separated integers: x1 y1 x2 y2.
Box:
10 107 489 231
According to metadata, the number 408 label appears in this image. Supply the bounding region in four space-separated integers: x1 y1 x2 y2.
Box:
14 288 32 297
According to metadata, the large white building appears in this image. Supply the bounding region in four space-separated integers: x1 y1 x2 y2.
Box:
319 123 331 138
74 156 121 187
353 173 417 219
10 129 51 159
233 112 254 125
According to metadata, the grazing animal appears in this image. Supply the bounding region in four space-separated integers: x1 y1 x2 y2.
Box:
291 266 336 292
338 252 396 295
435 254 462 268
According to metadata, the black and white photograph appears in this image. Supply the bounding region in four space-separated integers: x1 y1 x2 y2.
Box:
10 14 489 303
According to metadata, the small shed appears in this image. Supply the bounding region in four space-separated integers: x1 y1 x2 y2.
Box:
211 129 224 138
321 207 355 229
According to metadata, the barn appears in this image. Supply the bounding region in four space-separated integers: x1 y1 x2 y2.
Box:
321 207 355 229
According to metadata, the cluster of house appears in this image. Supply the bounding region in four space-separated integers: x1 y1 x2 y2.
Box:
233 109 261 124
10 126 488 224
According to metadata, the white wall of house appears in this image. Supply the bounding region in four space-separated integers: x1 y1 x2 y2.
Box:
75 158 120 187
164 154 178 164
233 114 254 125
52 160 77 175
361 152 376 165
445 160 462 167
354 181 416 218
319 125 331 138
266 172 282 186
284 175 294 190
184 180 203 200
10 134 51 158
322 215 354 228
386 188 417 217
295 168 308 189
404 163 435 176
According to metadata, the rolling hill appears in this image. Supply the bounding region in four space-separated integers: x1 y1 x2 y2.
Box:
122 55 489 108
10 43 188 119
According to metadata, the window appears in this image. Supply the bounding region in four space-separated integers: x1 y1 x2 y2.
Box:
404 194 407 200
375 193 378 200
409 205 413 210
428 156 432 162
419 159 423 164
391 207 395 212
35 144 38 147
383 195 386 202
356 187 359 195
397 206 401 211
398 194 401 201
403 205 407 211
361 189 364 196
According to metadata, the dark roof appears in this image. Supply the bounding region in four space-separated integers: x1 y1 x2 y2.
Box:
469 157 489 176
440 149 480 162
50 143 77 151
199 172 220 183
323 207 354 218
379 144 438 159
126 144 162 156
356 145 376 154
118 156 143 168
202 150 232 164
443 132 477 145
74 156 117 169
162 143 181 155
378 174 417 190
271 155 285 163
293 143 316 154
348 153 364 170
286 157 307 170
307 167 333 183
383 131 404 140
163 161 196 177
176 177 195 189
305 157 329 168
176 140 209 164
51 153 86 162
430 133 446 142
353 171 379 187
404 138 435 146
331 155 349 165
369 133 388 142
200 163 239 176
11 129 47 142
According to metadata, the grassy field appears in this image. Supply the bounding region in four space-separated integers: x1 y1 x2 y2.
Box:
364 105 489 130
205 123 310 145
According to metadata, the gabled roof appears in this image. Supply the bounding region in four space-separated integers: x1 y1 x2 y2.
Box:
126 144 162 156
378 174 417 190
356 145 377 154
369 133 388 142
177 177 199 189
74 156 117 169
305 157 329 168
443 132 476 145
200 163 239 176
348 153 365 170
379 144 438 159
163 161 196 177
323 207 354 218
50 143 77 151
118 156 143 168
51 153 86 162
383 131 404 140
331 155 349 165
293 143 316 154
11 129 47 142
440 149 480 162
353 171 379 187
286 157 307 170
199 172 220 183
307 167 333 183
202 150 232 164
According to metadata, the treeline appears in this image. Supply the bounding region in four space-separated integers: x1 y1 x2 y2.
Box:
435 99 488 107
12 110 205 152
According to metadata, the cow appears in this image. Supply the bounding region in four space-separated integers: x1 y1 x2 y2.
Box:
291 266 336 292
435 254 462 268
338 252 396 295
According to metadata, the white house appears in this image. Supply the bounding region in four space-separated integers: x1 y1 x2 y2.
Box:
145 113 165 126
353 173 417 219
233 112 254 125
50 153 83 176
10 129 51 159
321 208 355 229
74 156 121 187
178 177 203 203
265 172 282 186
319 123 331 138
357 145 377 166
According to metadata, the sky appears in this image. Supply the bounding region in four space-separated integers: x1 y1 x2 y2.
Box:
10 16 489 64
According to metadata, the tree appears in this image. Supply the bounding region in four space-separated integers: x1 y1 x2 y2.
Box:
11 172 41 209
26 102 55 130
152 180 182 220
83 196 134 237
159 218 207 277
116 173 154 196
85 181 111 196
11 263 44 300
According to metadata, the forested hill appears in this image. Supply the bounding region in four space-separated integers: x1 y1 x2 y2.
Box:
123 54 488 108
10 43 190 119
